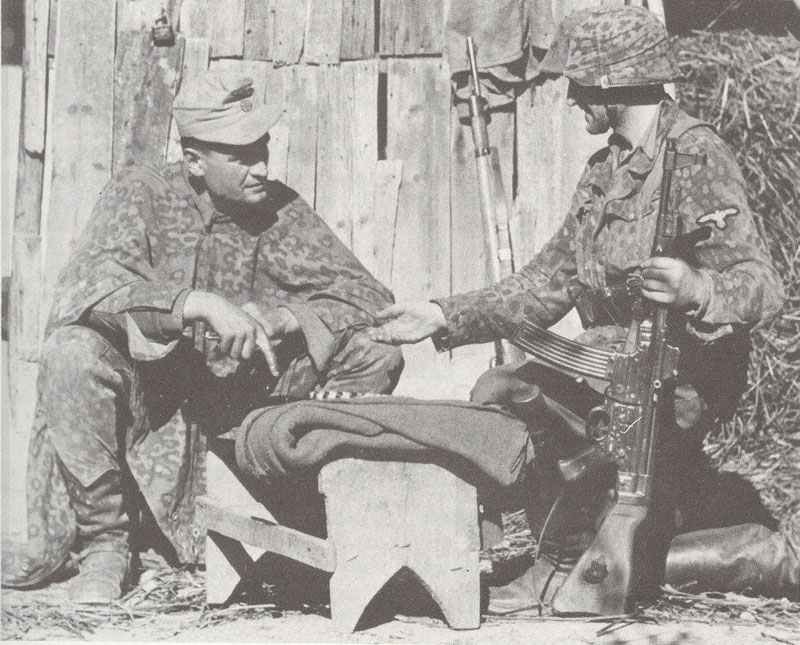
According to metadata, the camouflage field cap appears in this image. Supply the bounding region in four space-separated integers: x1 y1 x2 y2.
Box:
173 72 284 145
539 6 681 88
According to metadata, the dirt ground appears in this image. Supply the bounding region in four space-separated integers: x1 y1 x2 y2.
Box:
67 614 800 644
3 586 800 644
3 563 799 644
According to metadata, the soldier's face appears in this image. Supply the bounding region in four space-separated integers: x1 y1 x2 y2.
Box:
186 135 271 206
566 82 616 135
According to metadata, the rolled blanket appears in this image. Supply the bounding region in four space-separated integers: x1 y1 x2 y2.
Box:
234 396 532 487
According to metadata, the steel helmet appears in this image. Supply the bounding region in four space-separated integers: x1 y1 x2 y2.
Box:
538 6 681 89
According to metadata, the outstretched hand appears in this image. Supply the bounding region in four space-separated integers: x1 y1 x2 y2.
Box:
640 256 707 312
367 301 447 345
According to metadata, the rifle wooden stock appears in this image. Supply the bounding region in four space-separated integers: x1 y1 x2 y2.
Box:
465 37 523 366
552 500 647 615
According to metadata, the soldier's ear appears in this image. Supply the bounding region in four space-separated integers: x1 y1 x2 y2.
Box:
183 147 206 178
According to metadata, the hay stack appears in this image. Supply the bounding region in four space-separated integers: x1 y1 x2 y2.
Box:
675 30 800 530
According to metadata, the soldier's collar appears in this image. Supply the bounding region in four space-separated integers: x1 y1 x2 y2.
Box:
618 100 677 176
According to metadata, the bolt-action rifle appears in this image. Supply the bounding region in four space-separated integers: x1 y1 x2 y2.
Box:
465 37 524 366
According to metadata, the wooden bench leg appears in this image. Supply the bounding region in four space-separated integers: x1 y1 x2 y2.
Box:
320 459 481 631
329 557 398 632
205 530 266 605
413 556 481 629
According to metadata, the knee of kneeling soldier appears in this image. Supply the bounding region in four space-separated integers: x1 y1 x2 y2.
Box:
470 363 537 406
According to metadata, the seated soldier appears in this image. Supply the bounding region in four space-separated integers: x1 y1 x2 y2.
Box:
1 72 403 603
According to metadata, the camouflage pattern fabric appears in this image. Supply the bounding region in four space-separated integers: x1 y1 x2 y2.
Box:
538 6 681 88
2 163 402 588
436 101 784 429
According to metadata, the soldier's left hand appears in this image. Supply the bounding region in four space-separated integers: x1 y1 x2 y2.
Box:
640 256 707 312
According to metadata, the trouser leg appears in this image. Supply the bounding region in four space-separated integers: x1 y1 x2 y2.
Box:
469 361 609 614
303 328 404 395
37 325 138 601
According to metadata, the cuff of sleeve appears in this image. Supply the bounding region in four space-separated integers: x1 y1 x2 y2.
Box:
172 288 192 330
124 313 180 361
429 299 452 353
684 268 713 320
281 304 336 372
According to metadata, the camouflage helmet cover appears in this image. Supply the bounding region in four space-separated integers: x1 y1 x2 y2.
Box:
539 6 681 88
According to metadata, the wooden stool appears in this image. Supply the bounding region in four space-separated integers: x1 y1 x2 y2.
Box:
199 449 480 631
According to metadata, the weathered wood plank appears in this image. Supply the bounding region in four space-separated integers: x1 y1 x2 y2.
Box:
316 61 377 248
266 121 289 184
47 0 58 56
3 65 23 276
304 0 342 63
315 66 351 243
385 59 452 399
385 58 450 301
10 234 42 361
244 0 273 60
348 60 378 249
198 497 336 572
166 37 211 163
4 357 39 538
379 0 443 56
23 0 49 154
210 0 245 58
114 0 185 172
354 159 401 286
11 68 44 361
272 0 307 65
179 0 209 38
284 64 319 205
0 340 15 539
340 0 374 60
320 459 479 630
41 0 115 334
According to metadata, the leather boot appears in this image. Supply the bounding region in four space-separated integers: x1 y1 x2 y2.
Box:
665 523 800 599
487 562 539 614
63 469 131 603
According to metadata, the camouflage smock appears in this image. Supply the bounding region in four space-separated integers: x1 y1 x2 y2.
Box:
2 162 398 586
435 101 784 427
